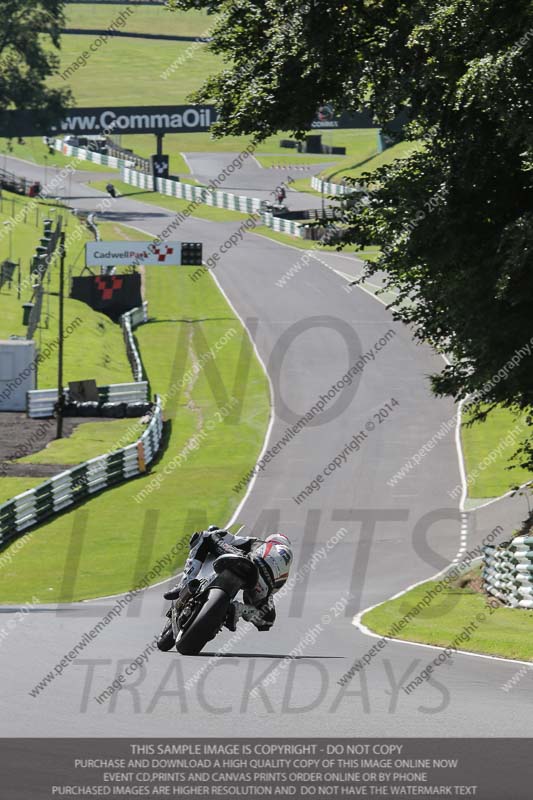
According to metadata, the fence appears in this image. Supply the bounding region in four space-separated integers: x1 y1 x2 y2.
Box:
120 166 341 240
0 259 18 292
278 207 341 222
54 139 134 170
156 176 264 214
121 302 149 382
0 397 163 548
105 140 150 172
0 166 31 196
69 210 100 244
483 536 533 608
121 167 265 214
259 211 306 238
311 176 362 197
27 382 149 419
26 215 64 339
25 302 149 416
122 167 153 191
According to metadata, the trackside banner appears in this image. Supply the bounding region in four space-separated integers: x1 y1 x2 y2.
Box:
0 105 217 137
312 105 409 131
86 241 182 267
0 105 407 137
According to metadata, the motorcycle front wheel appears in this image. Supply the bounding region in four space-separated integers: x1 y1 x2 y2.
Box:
156 620 176 652
175 588 230 656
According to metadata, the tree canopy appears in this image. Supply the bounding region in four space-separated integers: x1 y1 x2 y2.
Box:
0 0 70 124
172 0 533 470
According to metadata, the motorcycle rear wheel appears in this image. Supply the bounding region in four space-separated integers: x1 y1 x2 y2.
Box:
176 588 230 656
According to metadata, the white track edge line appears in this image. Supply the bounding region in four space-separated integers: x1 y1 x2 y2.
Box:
179 153 193 175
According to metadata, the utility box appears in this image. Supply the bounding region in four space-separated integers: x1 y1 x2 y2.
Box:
0 339 36 412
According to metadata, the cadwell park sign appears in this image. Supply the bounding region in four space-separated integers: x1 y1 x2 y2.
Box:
86 241 184 267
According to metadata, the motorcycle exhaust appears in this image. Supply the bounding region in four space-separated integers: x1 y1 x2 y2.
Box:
174 578 201 609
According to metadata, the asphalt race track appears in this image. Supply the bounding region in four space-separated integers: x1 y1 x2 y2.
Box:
1 155 531 736
182 151 331 209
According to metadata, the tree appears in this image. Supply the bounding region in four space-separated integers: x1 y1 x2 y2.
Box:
0 0 70 128
172 0 533 471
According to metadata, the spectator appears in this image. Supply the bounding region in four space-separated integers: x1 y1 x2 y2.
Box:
276 186 287 204
28 181 41 198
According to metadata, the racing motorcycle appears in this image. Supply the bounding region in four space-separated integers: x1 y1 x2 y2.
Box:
156 551 258 656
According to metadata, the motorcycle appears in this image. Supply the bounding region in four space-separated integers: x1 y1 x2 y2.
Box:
157 551 258 655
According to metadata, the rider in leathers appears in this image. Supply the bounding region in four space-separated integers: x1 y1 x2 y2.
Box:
164 526 293 632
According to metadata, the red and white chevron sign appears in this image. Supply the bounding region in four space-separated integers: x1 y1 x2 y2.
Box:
85 241 182 267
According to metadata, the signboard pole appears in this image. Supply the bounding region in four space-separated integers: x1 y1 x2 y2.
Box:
56 232 66 440
152 134 169 188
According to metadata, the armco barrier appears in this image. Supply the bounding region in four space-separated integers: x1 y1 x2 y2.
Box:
121 302 148 382
483 536 533 608
121 168 265 214
27 302 149 417
156 176 263 214
259 211 306 238
311 176 362 197
121 167 314 239
106 141 150 172
0 397 163 548
122 167 153 191
54 139 134 170
27 382 149 419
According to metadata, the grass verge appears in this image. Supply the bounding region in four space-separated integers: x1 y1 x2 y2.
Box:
353 248 382 262
64 4 211 37
461 406 532 498
48 37 221 106
0 138 113 173
0 191 138 388
11 121 378 181
253 226 360 254
18 420 143 466
0 478 43 505
0 264 270 603
363 569 533 662
121 129 377 156
324 140 421 183
0 193 59 276
96 220 149 243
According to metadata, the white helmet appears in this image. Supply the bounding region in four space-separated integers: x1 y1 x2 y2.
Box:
265 533 291 548
257 534 293 587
